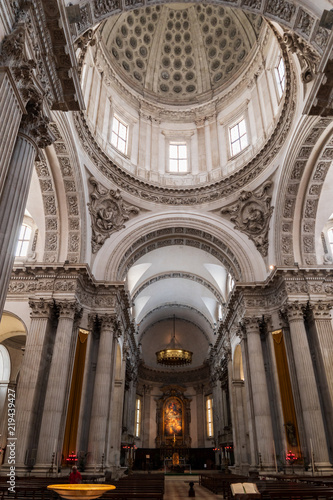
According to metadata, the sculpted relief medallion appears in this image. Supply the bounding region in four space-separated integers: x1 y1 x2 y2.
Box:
88 177 140 253
221 180 274 257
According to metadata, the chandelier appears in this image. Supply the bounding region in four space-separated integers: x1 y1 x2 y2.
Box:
156 316 193 367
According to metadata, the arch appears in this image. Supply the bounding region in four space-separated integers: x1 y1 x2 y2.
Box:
274 116 333 265
97 215 266 282
132 272 225 303
233 344 244 381
0 311 27 344
0 345 11 384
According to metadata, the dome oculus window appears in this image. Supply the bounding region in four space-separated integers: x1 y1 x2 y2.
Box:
111 115 128 155
275 56 285 99
15 224 32 257
169 142 188 173
229 118 248 157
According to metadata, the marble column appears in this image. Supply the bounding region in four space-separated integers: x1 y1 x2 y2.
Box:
14 299 54 469
87 314 115 470
35 300 80 471
0 104 53 319
284 302 331 469
231 378 250 471
309 302 333 409
243 317 274 467
108 342 126 474
0 68 25 200
0 24 54 319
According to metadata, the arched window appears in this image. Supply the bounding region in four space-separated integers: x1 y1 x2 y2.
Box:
135 397 142 438
206 395 214 438
15 224 32 257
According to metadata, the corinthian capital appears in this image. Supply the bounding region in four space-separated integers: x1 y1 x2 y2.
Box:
19 99 55 149
280 301 306 323
57 300 81 320
242 316 260 334
308 301 333 321
29 298 54 318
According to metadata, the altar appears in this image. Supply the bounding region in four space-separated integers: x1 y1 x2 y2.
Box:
155 386 192 464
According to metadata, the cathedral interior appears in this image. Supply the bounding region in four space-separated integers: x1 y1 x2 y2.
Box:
0 0 333 479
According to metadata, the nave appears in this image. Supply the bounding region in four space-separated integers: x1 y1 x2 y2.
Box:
164 475 223 500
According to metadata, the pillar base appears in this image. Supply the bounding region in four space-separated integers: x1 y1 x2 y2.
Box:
314 462 333 474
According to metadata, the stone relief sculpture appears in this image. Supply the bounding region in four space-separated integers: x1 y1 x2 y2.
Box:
221 181 274 257
88 177 140 253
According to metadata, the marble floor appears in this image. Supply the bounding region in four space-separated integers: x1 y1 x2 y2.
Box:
164 475 224 499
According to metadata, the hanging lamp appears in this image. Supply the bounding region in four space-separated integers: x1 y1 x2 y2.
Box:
156 316 193 367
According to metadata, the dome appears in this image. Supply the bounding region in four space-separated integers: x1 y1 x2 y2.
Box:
99 3 263 106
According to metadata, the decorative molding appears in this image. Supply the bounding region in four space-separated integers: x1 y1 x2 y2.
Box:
221 180 274 257
88 177 140 253
48 122 82 264
283 31 320 83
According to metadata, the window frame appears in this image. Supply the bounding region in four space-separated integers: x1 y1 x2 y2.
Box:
15 223 32 258
111 114 129 156
228 117 249 158
274 55 286 101
168 141 189 174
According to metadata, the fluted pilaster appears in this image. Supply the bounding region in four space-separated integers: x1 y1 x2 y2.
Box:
15 299 54 468
310 302 333 405
243 316 274 467
0 69 25 200
284 302 330 467
87 315 115 469
35 300 80 469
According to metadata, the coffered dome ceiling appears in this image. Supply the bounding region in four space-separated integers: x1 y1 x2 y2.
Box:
99 3 262 105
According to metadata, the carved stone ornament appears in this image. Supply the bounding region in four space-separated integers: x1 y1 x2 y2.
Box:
283 31 320 83
88 177 140 253
19 100 55 149
221 180 274 257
